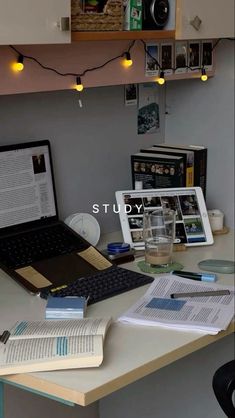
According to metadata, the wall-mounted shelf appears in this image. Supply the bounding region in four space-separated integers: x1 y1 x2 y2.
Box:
71 30 175 42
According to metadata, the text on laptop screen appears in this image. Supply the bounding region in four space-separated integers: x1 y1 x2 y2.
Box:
0 144 57 229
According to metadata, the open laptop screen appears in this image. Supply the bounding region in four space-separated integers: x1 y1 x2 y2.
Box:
0 141 57 230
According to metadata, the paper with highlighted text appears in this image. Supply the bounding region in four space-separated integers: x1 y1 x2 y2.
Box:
118 275 234 334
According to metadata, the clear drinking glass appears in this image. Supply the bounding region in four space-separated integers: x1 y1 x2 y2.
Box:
143 208 176 267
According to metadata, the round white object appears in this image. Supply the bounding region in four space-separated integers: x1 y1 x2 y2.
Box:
64 213 100 246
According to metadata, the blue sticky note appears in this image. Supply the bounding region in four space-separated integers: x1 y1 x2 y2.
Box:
146 297 186 311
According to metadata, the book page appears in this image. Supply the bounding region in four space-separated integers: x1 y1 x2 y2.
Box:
118 275 234 334
9 318 111 340
0 334 103 375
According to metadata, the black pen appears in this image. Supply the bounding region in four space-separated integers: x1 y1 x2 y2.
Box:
172 270 217 283
171 289 231 299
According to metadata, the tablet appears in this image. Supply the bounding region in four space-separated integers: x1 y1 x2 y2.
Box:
115 187 214 249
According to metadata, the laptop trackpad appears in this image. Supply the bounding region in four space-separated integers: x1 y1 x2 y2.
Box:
32 253 96 287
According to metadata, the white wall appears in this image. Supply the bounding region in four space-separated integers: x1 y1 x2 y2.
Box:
0 85 165 234
165 40 235 228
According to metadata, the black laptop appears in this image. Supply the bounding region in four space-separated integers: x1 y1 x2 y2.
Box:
0 140 109 294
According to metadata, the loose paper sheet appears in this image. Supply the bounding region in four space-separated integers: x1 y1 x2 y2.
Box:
118 275 235 334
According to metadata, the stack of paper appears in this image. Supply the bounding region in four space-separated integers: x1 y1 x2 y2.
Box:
118 275 234 335
46 296 87 319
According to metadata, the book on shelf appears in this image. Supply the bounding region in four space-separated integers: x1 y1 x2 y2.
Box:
118 275 234 335
140 146 194 188
45 296 87 319
131 152 185 190
0 317 111 375
151 143 207 197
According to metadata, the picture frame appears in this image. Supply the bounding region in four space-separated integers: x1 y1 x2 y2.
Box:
160 43 173 75
175 41 188 74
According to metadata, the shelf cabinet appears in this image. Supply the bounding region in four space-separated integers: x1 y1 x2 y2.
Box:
176 0 235 40
0 0 71 45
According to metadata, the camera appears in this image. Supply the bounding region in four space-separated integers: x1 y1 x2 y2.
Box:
142 0 170 30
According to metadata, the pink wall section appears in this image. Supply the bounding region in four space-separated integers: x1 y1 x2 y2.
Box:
0 41 156 95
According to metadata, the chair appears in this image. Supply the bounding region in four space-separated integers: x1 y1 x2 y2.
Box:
212 360 235 418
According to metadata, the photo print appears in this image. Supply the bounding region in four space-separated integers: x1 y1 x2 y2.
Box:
160 195 182 221
145 43 159 77
131 229 143 243
160 43 173 75
128 216 143 229
143 196 161 208
123 195 144 215
175 41 188 73
188 41 201 70
138 83 160 135
124 84 138 106
32 154 46 174
202 41 213 71
179 195 199 216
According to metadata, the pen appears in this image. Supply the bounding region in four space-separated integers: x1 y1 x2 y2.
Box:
171 270 217 282
170 289 231 299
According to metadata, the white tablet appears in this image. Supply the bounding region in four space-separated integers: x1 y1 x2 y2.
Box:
115 187 214 249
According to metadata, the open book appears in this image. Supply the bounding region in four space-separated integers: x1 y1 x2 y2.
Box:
118 275 234 335
0 318 111 375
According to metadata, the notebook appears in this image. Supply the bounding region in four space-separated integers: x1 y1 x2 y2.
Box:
0 140 112 294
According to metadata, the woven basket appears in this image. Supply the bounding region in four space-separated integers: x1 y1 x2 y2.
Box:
71 0 123 31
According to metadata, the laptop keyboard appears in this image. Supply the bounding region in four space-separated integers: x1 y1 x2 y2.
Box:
0 224 87 269
41 266 154 305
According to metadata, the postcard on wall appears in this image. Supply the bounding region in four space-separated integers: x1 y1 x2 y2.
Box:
175 41 188 74
160 43 173 75
137 83 160 135
188 41 201 71
202 40 213 71
145 43 159 77
124 84 138 106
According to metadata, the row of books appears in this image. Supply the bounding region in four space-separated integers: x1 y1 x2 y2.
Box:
131 143 207 197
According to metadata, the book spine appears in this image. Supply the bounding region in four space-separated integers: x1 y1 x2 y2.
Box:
131 155 185 189
193 148 207 198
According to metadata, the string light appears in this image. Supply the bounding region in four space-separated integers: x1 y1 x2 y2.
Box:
157 71 165 85
123 52 133 67
75 76 84 91
12 54 24 72
8 38 234 89
201 67 208 82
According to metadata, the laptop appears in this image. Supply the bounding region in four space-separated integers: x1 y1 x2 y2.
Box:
0 140 111 294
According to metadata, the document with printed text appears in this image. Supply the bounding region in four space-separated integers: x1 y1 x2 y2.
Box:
118 275 234 334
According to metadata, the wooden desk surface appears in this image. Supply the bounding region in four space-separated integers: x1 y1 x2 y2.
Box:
0 232 234 406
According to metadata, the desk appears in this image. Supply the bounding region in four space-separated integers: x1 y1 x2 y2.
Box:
0 232 234 417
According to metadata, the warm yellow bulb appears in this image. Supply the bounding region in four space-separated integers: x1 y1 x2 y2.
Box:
12 62 24 72
75 83 84 92
201 74 208 82
123 58 133 67
157 77 165 85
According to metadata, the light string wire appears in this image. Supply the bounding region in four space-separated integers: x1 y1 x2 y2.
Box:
9 37 235 84
9 40 136 78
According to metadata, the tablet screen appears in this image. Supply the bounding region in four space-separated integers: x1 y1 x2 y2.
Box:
115 187 213 248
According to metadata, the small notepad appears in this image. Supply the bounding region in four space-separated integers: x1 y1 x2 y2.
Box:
46 296 87 319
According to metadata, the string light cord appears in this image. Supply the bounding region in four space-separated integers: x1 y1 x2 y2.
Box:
9 37 235 87
9 41 136 78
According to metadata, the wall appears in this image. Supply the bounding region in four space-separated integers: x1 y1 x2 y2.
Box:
165 40 235 228
0 85 165 234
